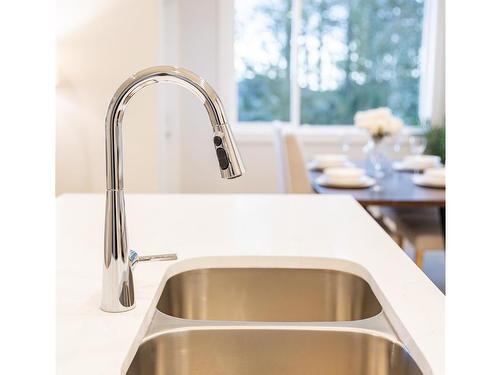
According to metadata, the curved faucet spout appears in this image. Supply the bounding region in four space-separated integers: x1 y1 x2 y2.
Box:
101 66 245 312
105 66 244 190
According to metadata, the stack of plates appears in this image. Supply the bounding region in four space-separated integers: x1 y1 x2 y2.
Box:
393 155 441 172
413 168 446 188
308 154 351 170
316 167 375 189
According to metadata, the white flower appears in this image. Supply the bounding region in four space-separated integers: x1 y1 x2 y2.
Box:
389 117 404 133
354 107 404 136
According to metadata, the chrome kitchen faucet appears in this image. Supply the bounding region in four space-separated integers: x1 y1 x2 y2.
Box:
101 66 245 312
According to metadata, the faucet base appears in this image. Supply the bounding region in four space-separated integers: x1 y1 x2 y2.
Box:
101 189 136 313
100 304 135 313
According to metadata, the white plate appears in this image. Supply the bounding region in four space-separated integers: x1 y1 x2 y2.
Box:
392 161 442 172
308 160 353 170
315 174 375 189
412 175 445 189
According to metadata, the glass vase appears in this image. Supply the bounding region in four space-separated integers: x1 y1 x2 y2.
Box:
366 134 390 178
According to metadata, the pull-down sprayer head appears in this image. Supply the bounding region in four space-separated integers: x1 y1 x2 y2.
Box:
212 122 244 179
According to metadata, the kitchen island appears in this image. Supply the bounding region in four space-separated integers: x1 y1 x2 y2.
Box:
56 194 444 374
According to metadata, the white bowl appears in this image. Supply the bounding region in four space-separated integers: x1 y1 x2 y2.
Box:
424 167 445 179
402 155 441 169
311 154 348 168
314 154 348 163
422 168 445 185
324 167 365 180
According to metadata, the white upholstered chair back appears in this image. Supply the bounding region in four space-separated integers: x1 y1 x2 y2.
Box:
273 126 313 194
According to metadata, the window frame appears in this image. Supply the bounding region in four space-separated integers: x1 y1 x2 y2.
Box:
223 0 441 129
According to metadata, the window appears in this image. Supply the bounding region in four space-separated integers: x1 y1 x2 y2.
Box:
234 0 425 126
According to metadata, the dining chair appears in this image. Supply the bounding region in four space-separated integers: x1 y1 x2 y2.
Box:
380 207 444 269
273 126 313 194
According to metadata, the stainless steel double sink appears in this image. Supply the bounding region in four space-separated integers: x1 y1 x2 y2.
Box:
125 264 424 375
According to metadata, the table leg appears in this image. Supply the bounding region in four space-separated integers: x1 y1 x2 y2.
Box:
439 207 446 242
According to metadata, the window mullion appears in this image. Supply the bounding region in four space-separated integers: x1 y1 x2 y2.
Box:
419 0 445 126
290 0 302 127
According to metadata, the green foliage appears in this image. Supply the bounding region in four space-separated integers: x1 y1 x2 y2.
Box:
237 0 424 125
237 0 292 122
238 73 291 121
425 126 446 163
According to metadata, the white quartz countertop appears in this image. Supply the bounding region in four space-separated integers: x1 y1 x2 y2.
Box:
56 194 444 375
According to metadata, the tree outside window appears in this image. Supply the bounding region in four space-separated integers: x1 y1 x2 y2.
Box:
235 0 425 126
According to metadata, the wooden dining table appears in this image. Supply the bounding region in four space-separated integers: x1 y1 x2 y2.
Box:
309 161 445 207
309 160 446 233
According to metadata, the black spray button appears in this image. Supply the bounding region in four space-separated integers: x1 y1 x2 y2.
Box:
216 147 230 170
213 136 223 146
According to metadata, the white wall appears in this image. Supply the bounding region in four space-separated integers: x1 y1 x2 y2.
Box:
56 0 162 195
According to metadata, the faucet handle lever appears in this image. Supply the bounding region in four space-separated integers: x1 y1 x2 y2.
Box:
129 250 177 268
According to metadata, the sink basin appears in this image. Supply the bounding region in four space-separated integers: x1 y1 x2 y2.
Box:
126 328 422 375
157 268 382 321
125 264 427 374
